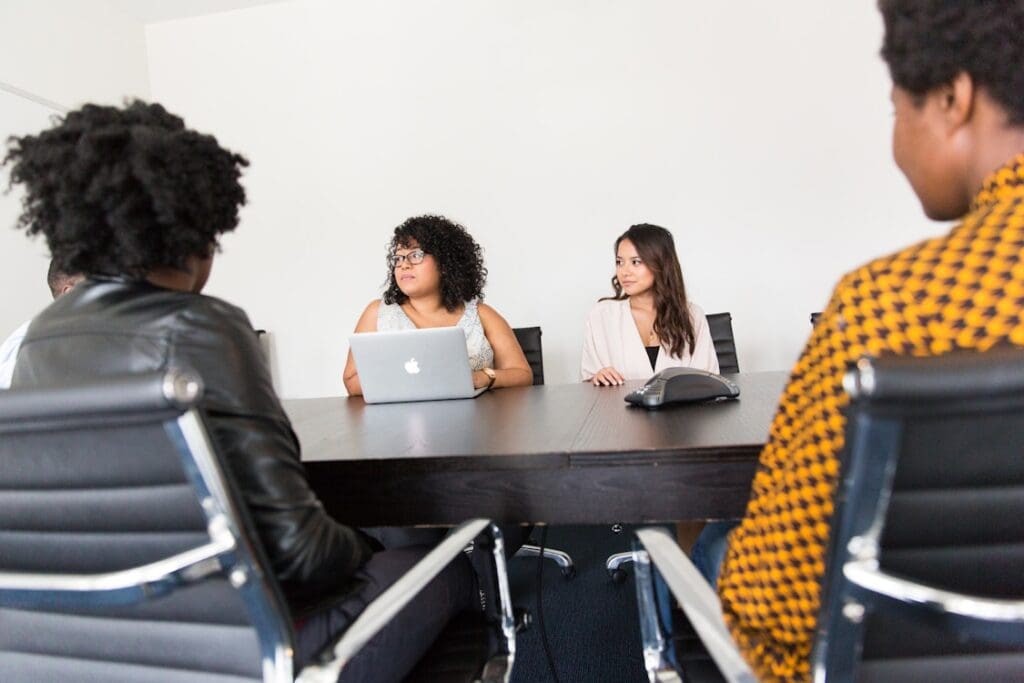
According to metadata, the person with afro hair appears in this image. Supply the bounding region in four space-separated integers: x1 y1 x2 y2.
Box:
714 2 1024 680
4 100 476 681
343 214 532 396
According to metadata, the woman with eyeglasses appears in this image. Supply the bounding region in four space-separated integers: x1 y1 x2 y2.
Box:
581 223 719 385
343 214 533 396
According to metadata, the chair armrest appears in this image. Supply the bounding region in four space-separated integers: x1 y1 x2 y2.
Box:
635 528 757 683
0 369 202 425
844 558 1024 622
296 518 493 683
0 528 234 609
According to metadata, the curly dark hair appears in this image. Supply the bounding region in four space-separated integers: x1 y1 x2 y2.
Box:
601 223 696 359
382 215 487 312
879 0 1024 124
3 100 248 277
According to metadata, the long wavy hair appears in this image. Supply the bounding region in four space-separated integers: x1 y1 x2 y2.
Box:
602 223 696 358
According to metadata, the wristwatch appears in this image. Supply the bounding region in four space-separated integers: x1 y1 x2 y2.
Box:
482 367 497 388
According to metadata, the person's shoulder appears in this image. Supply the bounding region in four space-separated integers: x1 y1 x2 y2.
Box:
171 292 279 409
589 298 627 318
475 300 499 318
31 279 247 335
474 301 511 330
686 301 708 319
183 291 252 327
836 231 947 296
0 319 31 363
594 297 626 310
361 298 384 317
1 320 31 347
156 291 261 352
188 290 246 314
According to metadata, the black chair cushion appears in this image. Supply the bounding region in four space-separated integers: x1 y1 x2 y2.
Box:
705 313 739 374
512 327 544 386
670 607 725 683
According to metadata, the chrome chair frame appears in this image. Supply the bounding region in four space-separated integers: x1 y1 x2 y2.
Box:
633 528 756 683
632 351 1024 683
811 352 1024 680
0 369 515 683
514 543 576 579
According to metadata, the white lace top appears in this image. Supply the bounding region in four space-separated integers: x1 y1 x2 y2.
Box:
377 298 494 371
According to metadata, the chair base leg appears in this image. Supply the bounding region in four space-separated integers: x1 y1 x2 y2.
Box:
606 551 634 583
479 654 513 683
515 544 576 579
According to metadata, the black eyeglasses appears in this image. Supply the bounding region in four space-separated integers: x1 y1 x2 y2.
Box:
391 249 426 267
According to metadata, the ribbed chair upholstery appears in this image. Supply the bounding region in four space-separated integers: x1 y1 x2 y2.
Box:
0 371 516 683
705 313 739 374
631 348 1024 682
816 348 1024 681
0 371 276 682
511 327 544 386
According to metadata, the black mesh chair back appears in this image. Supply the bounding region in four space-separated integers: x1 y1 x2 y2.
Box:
705 312 739 374
0 371 292 683
815 348 1024 682
512 326 544 386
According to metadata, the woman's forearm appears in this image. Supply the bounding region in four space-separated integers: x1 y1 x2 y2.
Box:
495 366 533 388
343 372 362 396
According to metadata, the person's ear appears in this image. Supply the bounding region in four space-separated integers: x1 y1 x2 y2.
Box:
937 71 975 133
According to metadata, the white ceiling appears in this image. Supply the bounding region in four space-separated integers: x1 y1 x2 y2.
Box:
106 0 288 24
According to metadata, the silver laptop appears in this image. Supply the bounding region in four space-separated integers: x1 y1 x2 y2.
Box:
349 327 486 404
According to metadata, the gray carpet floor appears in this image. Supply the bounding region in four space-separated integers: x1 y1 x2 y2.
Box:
507 524 654 683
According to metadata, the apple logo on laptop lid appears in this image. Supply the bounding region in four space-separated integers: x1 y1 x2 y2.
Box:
404 358 421 375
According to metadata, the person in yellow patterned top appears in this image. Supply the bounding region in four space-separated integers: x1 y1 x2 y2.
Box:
715 1 1024 680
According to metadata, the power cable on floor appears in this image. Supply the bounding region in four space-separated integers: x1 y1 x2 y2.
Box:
535 525 562 683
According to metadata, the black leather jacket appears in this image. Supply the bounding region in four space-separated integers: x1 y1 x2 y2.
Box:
13 277 374 608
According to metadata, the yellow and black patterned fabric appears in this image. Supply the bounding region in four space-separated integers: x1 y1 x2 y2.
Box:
717 154 1024 682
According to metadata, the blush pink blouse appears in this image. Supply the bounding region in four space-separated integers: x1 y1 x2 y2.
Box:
580 298 719 381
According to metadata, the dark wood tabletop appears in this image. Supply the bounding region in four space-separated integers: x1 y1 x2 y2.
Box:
284 371 787 526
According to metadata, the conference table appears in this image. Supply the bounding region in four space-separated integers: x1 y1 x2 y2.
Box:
283 371 787 527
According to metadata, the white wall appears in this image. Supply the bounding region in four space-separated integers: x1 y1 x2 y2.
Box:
0 2 149 108
15 1 939 399
145 0 941 399
0 1 149 343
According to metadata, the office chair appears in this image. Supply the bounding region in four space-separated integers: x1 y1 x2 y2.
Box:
511 326 544 387
632 348 1024 682
605 312 742 582
0 370 516 682
705 312 739 374
510 326 575 579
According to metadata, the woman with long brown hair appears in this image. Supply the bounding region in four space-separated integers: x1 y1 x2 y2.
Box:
581 223 718 385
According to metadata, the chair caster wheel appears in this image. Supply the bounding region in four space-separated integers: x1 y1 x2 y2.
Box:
514 608 532 633
561 566 576 580
611 569 628 583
